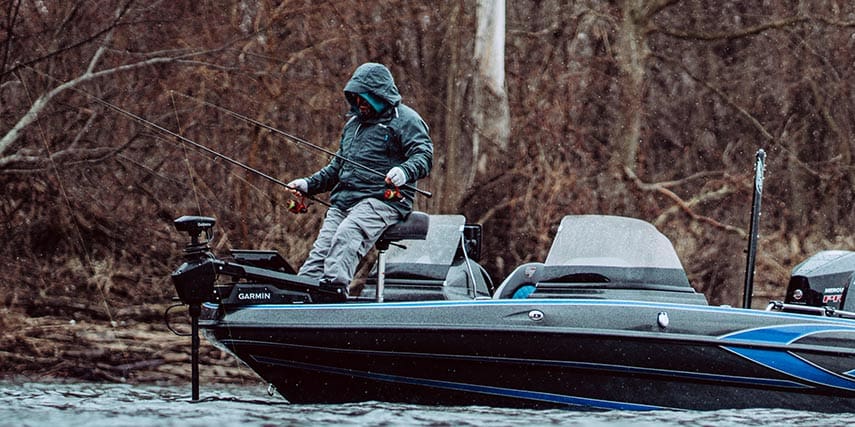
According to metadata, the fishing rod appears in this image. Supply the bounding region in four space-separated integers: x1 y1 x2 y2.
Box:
54 91 326 212
100 96 325 210
172 91 433 199
22 65 325 212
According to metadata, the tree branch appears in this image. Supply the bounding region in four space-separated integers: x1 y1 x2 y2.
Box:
0 1 133 81
1 0 23 77
1 44 233 159
651 52 776 142
653 16 855 41
640 0 680 21
625 167 747 237
0 146 122 173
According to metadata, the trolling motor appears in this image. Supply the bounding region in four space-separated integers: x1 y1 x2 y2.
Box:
172 216 217 303
171 215 218 401
169 215 353 400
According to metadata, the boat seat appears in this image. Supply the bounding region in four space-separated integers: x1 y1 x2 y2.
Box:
373 211 430 302
376 211 430 250
493 262 546 299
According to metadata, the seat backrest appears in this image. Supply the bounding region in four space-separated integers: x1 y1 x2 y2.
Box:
492 262 546 299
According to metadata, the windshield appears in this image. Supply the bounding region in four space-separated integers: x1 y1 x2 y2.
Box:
545 215 686 271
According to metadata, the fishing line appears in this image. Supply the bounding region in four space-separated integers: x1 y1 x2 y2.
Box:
21 64 329 210
44 74 331 211
170 91 202 215
171 91 433 199
145 132 281 207
14 68 116 324
116 127 303 222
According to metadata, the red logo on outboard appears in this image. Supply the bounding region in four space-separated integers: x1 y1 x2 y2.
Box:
823 294 842 303
822 287 844 305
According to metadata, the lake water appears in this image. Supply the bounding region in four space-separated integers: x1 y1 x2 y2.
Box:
1 380 853 427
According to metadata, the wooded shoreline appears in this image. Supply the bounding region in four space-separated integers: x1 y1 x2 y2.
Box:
3 2 855 382
0 306 256 385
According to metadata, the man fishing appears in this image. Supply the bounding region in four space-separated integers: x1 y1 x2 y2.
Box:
288 62 433 297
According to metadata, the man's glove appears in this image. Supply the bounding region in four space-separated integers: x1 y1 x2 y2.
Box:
385 167 407 187
287 178 308 195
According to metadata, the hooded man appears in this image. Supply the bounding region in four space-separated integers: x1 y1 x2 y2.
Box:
288 63 433 297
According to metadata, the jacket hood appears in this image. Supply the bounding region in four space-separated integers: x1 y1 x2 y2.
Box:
344 63 402 112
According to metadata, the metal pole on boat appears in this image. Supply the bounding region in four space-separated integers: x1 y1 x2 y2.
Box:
742 149 766 309
459 226 478 299
189 303 202 401
376 250 386 303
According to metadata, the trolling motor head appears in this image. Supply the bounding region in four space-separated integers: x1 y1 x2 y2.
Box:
171 216 217 306
174 215 216 253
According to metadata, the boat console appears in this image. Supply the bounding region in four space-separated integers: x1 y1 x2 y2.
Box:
362 214 491 301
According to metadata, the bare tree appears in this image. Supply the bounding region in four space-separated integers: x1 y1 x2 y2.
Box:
3 0 855 327
0 2 239 172
472 0 511 177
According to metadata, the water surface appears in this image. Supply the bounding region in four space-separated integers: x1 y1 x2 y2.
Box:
1 380 852 426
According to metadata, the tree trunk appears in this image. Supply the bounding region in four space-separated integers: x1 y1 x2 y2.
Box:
472 0 511 177
612 1 647 178
437 1 471 213
438 0 510 213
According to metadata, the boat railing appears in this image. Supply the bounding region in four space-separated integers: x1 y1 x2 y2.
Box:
766 300 855 320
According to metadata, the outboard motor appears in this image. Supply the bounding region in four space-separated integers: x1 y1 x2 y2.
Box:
780 250 855 316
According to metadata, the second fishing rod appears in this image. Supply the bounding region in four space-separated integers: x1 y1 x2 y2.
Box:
173 91 433 199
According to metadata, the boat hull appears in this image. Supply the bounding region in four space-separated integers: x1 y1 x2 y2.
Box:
201 299 855 411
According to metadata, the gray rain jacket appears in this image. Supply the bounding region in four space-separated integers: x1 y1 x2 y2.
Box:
304 63 433 218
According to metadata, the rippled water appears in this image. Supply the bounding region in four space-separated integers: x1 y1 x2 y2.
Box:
1 380 853 427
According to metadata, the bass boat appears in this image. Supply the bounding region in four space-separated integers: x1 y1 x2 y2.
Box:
169 212 855 411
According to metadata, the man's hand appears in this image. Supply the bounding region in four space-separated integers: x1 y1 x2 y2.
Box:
287 178 308 196
385 167 407 187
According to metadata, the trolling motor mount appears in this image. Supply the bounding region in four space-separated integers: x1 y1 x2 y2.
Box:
171 216 218 306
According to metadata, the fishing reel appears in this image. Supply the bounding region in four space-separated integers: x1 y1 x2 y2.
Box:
286 197 309 214
384 185 403 201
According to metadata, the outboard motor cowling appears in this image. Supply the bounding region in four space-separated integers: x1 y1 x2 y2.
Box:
785 250 854 312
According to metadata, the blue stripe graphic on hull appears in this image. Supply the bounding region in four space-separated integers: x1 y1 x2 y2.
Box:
719 323 855 344
252 356 666 411
719 324 855 391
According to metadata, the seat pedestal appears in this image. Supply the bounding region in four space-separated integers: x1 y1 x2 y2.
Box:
373 212 429 302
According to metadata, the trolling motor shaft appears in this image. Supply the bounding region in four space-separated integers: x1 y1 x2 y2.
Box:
171 215 218 401
169 214 358 399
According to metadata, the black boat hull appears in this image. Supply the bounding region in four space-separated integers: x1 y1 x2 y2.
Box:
201 299 855 411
